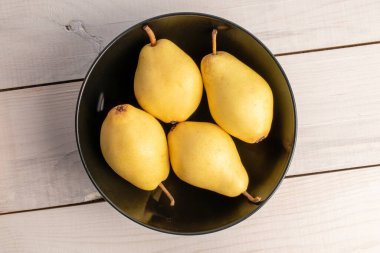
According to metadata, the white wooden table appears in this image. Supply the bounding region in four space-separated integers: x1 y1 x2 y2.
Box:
1 1 380 252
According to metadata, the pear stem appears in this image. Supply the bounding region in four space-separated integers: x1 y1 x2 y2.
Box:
212 29 218 55
243 191 261 203
143 25 157 46
159 183 175 206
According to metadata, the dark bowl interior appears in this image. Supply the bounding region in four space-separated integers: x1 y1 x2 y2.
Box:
76 13 296 235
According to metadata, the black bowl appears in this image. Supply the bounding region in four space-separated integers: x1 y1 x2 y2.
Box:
75 13 297 235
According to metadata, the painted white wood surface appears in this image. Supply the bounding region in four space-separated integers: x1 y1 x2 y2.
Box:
1 166 379 253
0 82 100 214
279 43 380 173
1 44 380 213
1 0 380 88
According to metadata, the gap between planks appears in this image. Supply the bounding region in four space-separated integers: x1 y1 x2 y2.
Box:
1 163 379 216
1 166 379 253
2 40 380 93
0 79 84 93
275 40 380 56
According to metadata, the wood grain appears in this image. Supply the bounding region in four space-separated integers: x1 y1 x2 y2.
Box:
1 166 379 253
1 0 380 88
1 43 380 213
0 82 100 213
279 43 380 174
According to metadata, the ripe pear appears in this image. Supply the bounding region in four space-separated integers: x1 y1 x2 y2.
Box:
201 29 274 143
134 25 203 123
168 121 260 202
100 104 174 206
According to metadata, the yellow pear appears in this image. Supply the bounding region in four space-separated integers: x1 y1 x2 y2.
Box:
168 121 260 202
201 29 274 143
100 104 174 206
134 25 203 123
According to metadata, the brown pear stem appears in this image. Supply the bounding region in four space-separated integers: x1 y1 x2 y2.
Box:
159 183 175 206
212 29 218 55
243 191 261 203
143 25 157 46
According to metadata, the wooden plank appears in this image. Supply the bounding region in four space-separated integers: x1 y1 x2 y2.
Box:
1 167 379 252
2 43 380 213
1 0 380 88
279 43 380 174
0 82 100 213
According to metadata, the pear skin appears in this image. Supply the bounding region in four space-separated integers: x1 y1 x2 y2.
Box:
201 30 274 143
100 104 174 205
168 121 260 202
134 26 203 123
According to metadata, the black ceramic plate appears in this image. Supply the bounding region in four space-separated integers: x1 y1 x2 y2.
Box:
75 13 297 235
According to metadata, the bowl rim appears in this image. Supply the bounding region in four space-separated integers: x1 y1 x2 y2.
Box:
75 12 298 235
